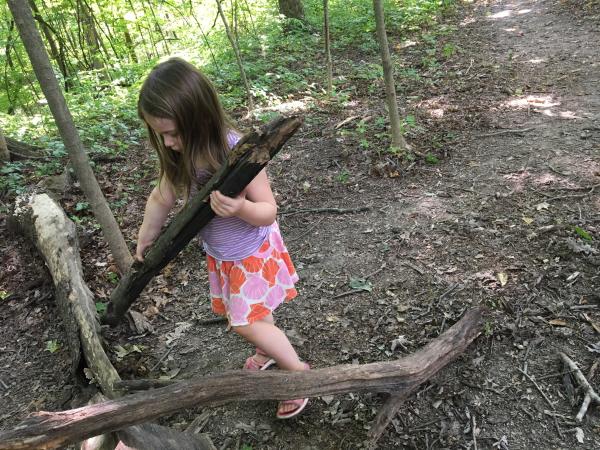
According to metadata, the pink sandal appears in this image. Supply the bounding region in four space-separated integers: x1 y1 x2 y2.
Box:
243 347 276 371
276 362 310 420
276 398 309 419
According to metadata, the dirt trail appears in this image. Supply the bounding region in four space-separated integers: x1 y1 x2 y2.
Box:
1 1 599 449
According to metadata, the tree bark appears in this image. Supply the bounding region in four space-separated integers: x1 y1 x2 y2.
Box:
11 194 121 396
7 0 134 273
0 128 9 163
323 0 332 97
216 0 254 111
104 116 302 325
372 0 408 152
0 307 484 450
278 0 304 20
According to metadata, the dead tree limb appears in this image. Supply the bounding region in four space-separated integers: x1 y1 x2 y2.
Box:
5 136 45 161
9 194 217 450
559 352 600 422
0 307 484 450
104 116 303 325
11 194 120 397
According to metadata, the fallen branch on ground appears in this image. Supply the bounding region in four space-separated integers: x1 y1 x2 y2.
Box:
0 307 484 450
278 206 370 216
559 352 600 422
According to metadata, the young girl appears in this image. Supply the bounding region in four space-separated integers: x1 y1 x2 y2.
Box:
135 57 309 419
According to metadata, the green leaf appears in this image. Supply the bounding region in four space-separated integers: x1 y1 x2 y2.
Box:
574 226 593 241
46 340 60 353
95 302 107 314
75 202 90 211
0 290 11 300
349 278 373 292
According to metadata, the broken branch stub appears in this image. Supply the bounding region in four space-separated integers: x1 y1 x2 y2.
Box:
104 116 303 325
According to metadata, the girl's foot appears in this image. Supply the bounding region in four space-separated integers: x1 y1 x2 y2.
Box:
243 348 276 370
276 398 309 419
276 362 310 419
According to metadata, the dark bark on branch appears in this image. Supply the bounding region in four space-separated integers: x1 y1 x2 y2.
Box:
104 116 303 325
0 307 483 450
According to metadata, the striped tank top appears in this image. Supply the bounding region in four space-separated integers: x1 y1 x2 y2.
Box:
191 132 271 261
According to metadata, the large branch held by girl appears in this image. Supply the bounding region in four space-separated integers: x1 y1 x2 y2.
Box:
103 115 302 326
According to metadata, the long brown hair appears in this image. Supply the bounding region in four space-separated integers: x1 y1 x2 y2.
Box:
138 57 236 197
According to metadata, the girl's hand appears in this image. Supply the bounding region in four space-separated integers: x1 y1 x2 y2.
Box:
210 190 246 218
135 240 152 262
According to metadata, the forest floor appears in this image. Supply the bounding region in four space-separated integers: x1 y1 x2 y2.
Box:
1 0 600 449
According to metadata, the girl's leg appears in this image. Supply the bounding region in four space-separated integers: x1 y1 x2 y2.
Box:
233 318 308 415
232 317 305 371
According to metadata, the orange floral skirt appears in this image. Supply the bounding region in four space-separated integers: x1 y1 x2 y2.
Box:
206 224 298 326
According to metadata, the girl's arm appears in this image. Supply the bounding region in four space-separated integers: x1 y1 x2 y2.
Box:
136 178 177 261
209 169 277 226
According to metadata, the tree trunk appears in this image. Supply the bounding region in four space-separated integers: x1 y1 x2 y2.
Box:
0 128 10 163
0 307 484 450
372 0 408 152
216 0 254 111
104 116 303 325
323 0 332 97
28 0 69 83
7 0 134 273
278 0 304 20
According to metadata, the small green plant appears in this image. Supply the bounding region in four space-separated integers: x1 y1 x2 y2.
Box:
106 271 119 284
483 321 493 337
574 226 593 241
95 302 108 314
75 202 90 212
442 43 457 58
0 290 11 301
240 445 253 450
0 162 26 195
337 169 350 183
425 154 439 164
46 340 61 353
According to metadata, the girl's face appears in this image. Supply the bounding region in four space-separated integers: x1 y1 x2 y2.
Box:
145 115 183 152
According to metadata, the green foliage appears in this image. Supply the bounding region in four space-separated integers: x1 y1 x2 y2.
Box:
95 301 108 314
574 226 593 241
0 162 26 195
425 153 439 164
45 340 61 353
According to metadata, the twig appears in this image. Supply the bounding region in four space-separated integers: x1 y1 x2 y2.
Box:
150 346 174 372
0 378 8 390
477 128 535 138
401 261 425 275
365 263 386 280
196 316 227 325
332 289 365 299
559 352 600 422
278 206 370 216
517 368 555 409
472 414 478 450
288 217 325 242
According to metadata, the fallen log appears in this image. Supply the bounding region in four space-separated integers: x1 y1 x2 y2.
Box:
8 193 217 450
6 136 45 161
0 307 484 450
104 116 303 325
10 193 119 396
